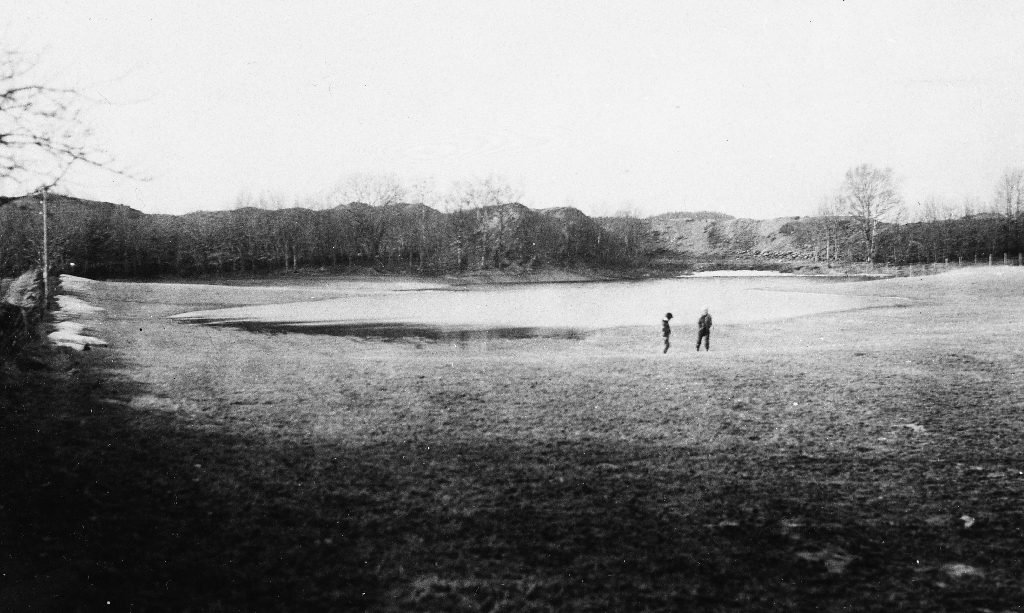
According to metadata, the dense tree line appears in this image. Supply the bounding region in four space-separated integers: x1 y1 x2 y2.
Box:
790 165 1024 266
5 165 1024 279
0 186 660 279
790 210 1022 265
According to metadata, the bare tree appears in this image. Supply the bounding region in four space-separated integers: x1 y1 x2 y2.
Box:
443 175 524 269
808 193 847 263
994 167 1024 219
408 176 440 208
994 167 1024 253
587 203 654 267
329 172 405 208
324 173 408 266
841 164 903 263
406 177 441 271
916 197 958 263
443 181 478 270
0 47 134 307
0 49 116 193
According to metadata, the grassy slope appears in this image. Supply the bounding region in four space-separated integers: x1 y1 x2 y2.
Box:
2 270 1023 612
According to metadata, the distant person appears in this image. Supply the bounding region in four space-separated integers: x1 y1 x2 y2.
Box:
697 307 712 351
661 312 673 353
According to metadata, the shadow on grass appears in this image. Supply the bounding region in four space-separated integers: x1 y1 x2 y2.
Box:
2 346 1023 612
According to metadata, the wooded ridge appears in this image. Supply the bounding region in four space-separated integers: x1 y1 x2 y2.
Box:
1 193 1021 279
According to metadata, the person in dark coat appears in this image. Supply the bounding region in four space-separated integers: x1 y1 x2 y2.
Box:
661 312 673 353
697 307 712 351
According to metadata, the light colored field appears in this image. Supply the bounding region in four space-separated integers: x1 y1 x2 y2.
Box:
30 268 1024 610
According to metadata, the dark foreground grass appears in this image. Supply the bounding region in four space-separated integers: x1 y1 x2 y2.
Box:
2 270 1024 612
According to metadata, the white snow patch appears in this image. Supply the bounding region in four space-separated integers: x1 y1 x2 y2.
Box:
50 277 107 349
48 329 108 347
54 295 104 317
59 275 95 294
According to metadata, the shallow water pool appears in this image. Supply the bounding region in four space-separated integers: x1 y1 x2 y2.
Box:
171 276 902 341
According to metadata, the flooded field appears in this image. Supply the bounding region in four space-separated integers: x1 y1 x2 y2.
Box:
171 276 902 340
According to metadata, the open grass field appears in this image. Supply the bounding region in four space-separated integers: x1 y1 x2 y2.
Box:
2 269 1024 612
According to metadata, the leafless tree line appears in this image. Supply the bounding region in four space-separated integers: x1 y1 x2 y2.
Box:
5 163 1023 278
796 164 1024 265
0 175 659 278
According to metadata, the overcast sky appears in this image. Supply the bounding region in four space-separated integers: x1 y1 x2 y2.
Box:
6 1 1024 219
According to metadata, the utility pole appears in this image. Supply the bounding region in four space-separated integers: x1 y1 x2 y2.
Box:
41 188 48 312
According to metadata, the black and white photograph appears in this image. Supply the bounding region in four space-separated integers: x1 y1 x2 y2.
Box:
2 2 1023 610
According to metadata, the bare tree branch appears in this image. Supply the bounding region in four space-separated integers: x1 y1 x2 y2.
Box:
328 172 406 208
841 164 903 263
0 48 125 194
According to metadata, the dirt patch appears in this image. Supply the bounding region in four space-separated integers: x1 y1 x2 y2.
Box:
2 269 1023 611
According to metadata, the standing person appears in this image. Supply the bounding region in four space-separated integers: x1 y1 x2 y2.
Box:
697 307 712 351
661 312 673 353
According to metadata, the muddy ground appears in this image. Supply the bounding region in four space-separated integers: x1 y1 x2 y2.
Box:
2 269 1023 612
